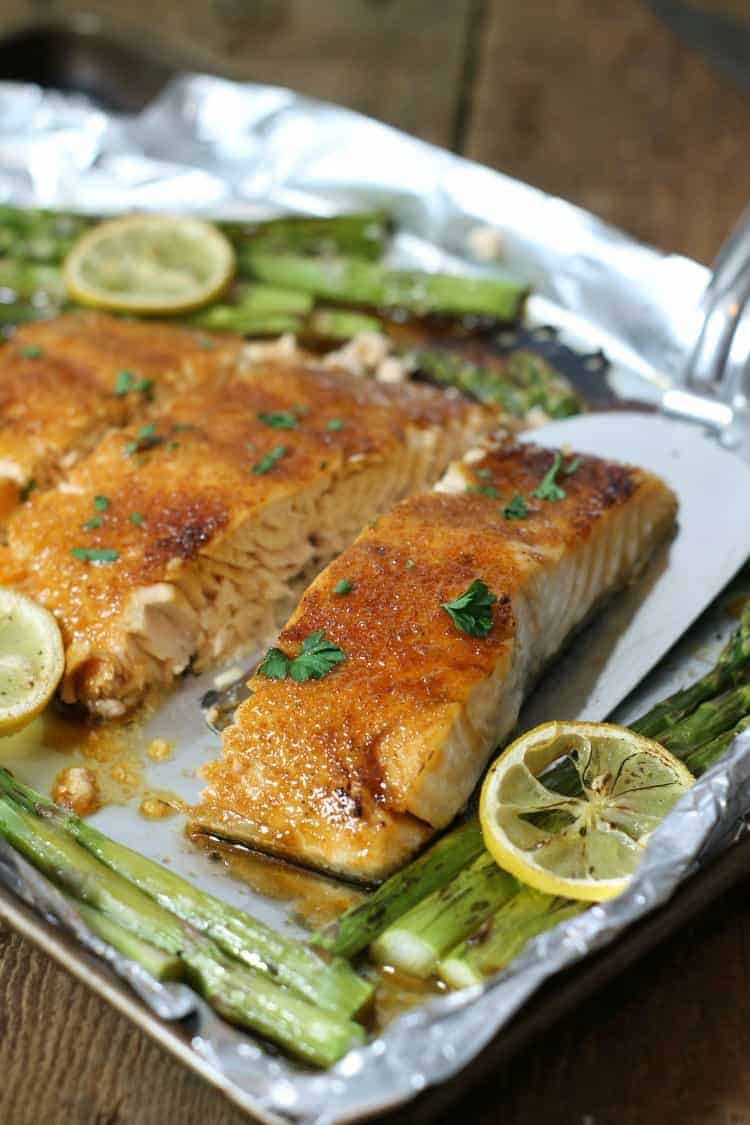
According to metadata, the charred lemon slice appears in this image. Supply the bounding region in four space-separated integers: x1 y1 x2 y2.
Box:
480 721 694 902
63 214 235 314
0 588 64 735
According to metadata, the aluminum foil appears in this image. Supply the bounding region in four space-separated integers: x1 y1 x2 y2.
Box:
0 74 745 1123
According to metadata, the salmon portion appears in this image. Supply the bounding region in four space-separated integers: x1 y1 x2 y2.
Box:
0 314 241 517
196 443 677 882
0 360 490 717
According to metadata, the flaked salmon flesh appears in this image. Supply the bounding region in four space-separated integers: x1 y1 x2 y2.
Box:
196 443 677 882
0 330 491 717
0 312 242 519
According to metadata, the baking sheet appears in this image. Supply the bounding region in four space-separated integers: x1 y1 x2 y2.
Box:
0 74 747 1123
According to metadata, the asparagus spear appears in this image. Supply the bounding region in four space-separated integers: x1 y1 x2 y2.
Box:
631 602 750 739
683 715 750 776
412 348 579 419
316 817 485 958
185 307 304 336
227 211 392 261
658 684 750 758
369 854 517 978
439 890 586 989
0 770 370 1018
74 899 184 982
0 795 364 1066
0 207 391 265
305 308 382 340
242 250 528 321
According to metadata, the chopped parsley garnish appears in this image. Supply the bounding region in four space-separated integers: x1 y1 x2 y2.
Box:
20 345 43 359
252 445 287 474
19 479 36 503
333 579 353 595
405 559 415 569
502 493 529 520
71 547 119 564
94 495 109 512
289 631 347 681
442 579 497 638
533 453 566 502
468 484 500 499
257 411 299 430
257 630 347 682
533 452 581 501
124 424 162 456
477 468 493 480
257 647 289 680
114 370 154 399
81 517 103 531
172 423 198 433
129 512 144 525
326 418 344 432
198 336 215 350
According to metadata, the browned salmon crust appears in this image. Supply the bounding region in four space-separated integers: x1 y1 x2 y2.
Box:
0 359 490 716
0 314 242 518
196 443 677 882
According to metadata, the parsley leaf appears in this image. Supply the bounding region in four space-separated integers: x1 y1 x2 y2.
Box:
333 579 353 595
477 468 493 480
252 445 287 474
289 631 347 681
129 512 144 525
114 370 154 399
81 517 103 531
257 411 299 430
94 495 109 512
502 493 528 520
533 452 566 502
19 479 36 503
71 547 119 564
563 456 581 475
405 559 415 569
257 647 289 680
20 344 43 359
442 579 497 638
468 484 500 499
124 424 162 456
326 418 344 432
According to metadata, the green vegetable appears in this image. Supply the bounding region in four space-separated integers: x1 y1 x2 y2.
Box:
441 579 497 639
315 818 486 959
19 344 43 359
333 579 353 595
502 493 528 520
124 424 162 456
370 853 517 978
257 648 289 680
252 445 287 474
257 631 347 683
70 547 119 564
326 418 344 432
243 251 527 321
81 517 103 531
128 512 144 526
257 411 299 430
533 452 567 502
0 774 373 1021
93 495 109 512
114 370 153 398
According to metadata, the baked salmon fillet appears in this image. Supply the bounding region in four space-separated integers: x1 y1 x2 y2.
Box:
0 313 241 518
196 443 677 882
0 360 489 716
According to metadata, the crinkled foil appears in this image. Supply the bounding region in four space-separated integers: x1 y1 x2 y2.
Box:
0 75 743 1123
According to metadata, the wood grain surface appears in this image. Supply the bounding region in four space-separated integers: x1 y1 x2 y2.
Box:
0 2 749 1123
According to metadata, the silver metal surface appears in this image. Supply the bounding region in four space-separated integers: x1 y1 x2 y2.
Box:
0 75 749 1123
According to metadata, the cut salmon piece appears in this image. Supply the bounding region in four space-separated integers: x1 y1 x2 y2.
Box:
0 314 241 517
0 360 490 717
196 443 677 882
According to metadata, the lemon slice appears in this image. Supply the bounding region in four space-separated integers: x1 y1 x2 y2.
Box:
0 588 64 735
480 721 694 902
63 214 235 314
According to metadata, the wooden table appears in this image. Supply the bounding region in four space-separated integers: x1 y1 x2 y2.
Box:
0 2 749 1122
